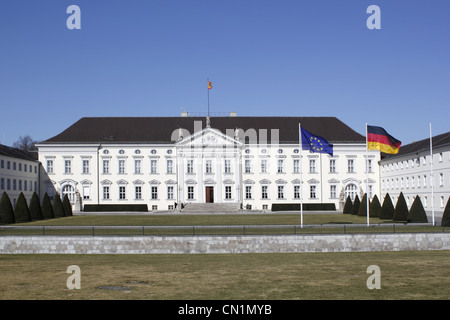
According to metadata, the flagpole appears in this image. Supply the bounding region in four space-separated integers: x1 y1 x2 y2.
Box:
299 123 303 228
430 122 435 226
207 79 210 117
366 123 370 227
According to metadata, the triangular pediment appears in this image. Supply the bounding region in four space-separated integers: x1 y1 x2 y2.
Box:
176 127 242 148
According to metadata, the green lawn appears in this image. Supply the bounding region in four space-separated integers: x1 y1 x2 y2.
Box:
9 213 410 226
0 251 449 300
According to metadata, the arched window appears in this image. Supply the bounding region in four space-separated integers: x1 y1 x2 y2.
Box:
62 185 76 203
344 183 358 201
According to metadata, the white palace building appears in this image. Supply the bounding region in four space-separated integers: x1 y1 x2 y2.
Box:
36 114 381 212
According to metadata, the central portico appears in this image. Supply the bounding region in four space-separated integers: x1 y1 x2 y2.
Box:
176 125 243 206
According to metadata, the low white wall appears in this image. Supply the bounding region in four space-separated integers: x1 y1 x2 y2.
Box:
0 233 449 254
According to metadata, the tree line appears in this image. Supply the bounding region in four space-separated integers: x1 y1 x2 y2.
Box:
0 192 72 224
343 192 450 226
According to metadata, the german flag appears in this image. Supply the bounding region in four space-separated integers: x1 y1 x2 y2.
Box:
367 125 401 154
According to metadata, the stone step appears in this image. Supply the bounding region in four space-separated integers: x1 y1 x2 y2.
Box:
182 203 240 213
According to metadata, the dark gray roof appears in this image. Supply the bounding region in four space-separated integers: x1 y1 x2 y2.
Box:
0 144 38 161
382 131 450 160
40 116 366 145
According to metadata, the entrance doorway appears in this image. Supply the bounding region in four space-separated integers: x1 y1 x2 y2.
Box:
205 186 214 203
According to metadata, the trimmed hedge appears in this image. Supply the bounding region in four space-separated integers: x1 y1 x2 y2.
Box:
393 192 409 222
83 204 149 212
357 193 368 217
351 195 360 215
343 196 353 214
29 192 43 220
41 193 55 219
407 196 428 223
442 197 450 227
369 195 381 218
271 203 336 212
0 192 15 224
380 193 395 220
14 192 31 222
62 194 73 216
53 195 65 218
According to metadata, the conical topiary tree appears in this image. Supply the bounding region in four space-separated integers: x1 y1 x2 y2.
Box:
29 192 43 220
14 192 31 222
0 192 15 224
380 193 395 220
369 194 381 218
441 197 450 227
41 193 54 219
53 195 65 218
393 192 409 222
351 195 360 215
358 193 369 217
407 196 428 223
343 196 353 214
62 194 73 216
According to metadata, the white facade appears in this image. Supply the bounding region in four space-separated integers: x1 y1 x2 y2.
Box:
37 125 380 211
380 144 450 216
0 152 40 208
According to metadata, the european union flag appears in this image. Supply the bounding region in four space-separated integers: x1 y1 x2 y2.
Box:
301 127 333 156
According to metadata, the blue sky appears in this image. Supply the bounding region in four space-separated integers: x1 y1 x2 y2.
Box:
1 0 449 146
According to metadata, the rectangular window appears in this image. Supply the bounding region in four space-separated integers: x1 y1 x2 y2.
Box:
330 185 337 198
83 160 90 174
261 185 268 199
150 160 157 174
83 185 90 200
13 179 17 190
224 160 231 173
19 163 22 171
277 159 284 173
64 160 71 174
167 186 174 200
309 159 316 173
0 178 4 190
187 186 194 200
277 185 284 199
135 160 141 174
187 160 194 174
7 179 11 190
347 159 354 173
366 159 372 173
46 160 54 173
167 160 173 174
119 186 126 199
119 160 125 174
151 186 158 200
329 159 336 173
294 185 300 199
7 161 10 170
245 186 252 199
0 160 3 169
24 164 27 172
245 160 251 173
135 186 142 200
440 173 444 187
18 180 22 191
293 159 300 173
225 186 232 199
103 160 110 174
205 160 212 173
103 186 110 200
261 159 268 173
310 185 317 199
